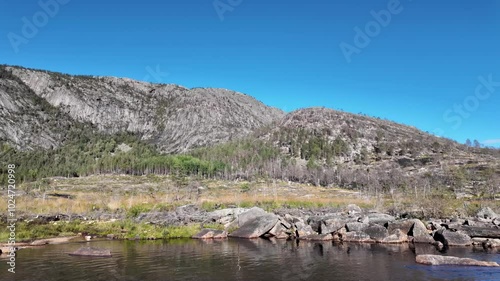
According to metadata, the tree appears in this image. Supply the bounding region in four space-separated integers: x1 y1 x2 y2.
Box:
465 139 472 147
473 139 481 148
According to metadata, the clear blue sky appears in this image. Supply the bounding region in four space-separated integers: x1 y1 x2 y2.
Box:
1 0 499 146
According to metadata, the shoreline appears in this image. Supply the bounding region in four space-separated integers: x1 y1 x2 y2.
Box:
2 204 499 255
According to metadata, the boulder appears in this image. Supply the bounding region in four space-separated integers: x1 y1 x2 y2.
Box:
342 231 374 243
429 221 444 231
0 247 17 255
300 234 334 241
477 207 498 220
366 213 395 225
364 224 389 242
472 238 500 248
69 247 112 257
192 229 215 239
381 229 408 244
229 214 279 239
192 229 227 239
441 222 462 231
463 219 493 228
213 230 228 239
278 217 292 229
322 218 348 234
433 229 472 246
268 221 290 239
208 208 247 224
295 221 315 238
387 220 416 235
409 219 435 244
416 255 499 267
459 226 500 239
346 204 362 215
307 216 324 233
346 222 369 232
284 214 303 224
236 207 267 227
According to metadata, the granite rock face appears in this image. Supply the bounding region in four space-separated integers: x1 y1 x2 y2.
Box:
1 66 284 152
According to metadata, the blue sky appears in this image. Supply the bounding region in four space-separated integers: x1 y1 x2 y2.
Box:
1 0 499 146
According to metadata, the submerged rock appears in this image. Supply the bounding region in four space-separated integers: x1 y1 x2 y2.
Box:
416 255 499 267
69 247 112 257
192 229 227 239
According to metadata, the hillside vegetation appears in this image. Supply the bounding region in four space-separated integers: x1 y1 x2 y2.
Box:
0 65 499 203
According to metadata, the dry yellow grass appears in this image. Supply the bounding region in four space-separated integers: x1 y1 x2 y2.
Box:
14 174 376 216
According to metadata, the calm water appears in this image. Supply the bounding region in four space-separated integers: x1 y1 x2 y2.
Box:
1 239 499 281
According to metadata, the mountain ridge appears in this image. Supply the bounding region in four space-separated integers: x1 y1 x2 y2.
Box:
1 64 499 198
1 64 284 153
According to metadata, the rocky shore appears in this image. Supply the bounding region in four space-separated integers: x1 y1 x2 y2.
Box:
193 205 500 250
2 204 500 265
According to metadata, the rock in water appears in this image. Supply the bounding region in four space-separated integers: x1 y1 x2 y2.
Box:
433 229 472 246
229 214 279 239
299 234 334 241
342 231 374 243
236 207 268 227
364 224 389 242
69 247 112 257
416 255 499 267
192 229 227 239
410 219 435 244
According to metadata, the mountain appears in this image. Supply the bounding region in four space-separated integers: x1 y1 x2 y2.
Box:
0 65 284 153
0 65 499 199
192 108 500 199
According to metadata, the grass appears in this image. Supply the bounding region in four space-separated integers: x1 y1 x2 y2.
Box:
0 220 202 242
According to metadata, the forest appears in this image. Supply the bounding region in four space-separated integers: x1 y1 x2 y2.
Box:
1 127 499 201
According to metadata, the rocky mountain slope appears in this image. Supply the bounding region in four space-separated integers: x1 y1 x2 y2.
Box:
0 65 284 153
0 65 498 198
193 107 500 198
278 108 499 195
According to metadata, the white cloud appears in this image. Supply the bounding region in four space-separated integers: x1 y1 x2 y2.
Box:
482 139 500 145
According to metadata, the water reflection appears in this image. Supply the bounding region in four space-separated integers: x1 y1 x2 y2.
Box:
0 239 498 281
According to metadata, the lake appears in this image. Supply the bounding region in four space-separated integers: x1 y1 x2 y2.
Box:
1 239 499 281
